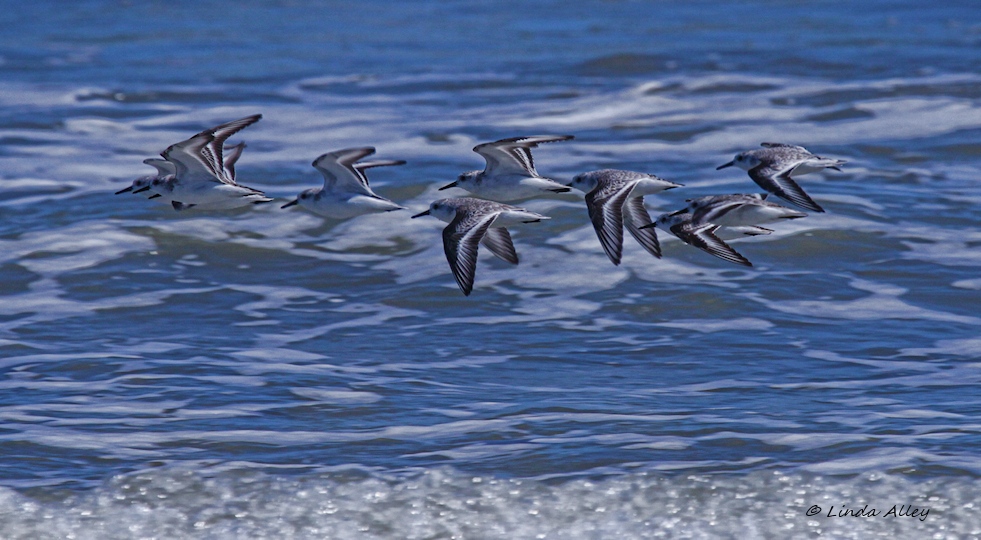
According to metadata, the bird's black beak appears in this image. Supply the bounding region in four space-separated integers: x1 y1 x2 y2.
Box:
438 181 458 191
638 222 657 230
133 186 151 194
411 210 430 219
281 199 298 209
716 161 735 170
115 186 133 195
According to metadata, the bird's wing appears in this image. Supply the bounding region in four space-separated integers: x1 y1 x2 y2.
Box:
479 226 518 264
671 222 753 267
142 158 176 176
354 159 407 173
312 147 377 194
222 142 246 183
622 196 661 258
161 132 221 184
473 135 573 177
442 211 499 296
584 181 635 265
690 198 748 225
206 114 262 184
748 164 824 213
160 114 261 185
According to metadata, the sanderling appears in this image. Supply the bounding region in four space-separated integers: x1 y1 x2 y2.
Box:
131 143 246 208
281 147 405 219
153 142 267 210
716 143 846 213
567 169 681 265
685 193 807 228
150 114 272 211
411 197 548 296
439 135 574 201
640 210 754 267
115 158 175 195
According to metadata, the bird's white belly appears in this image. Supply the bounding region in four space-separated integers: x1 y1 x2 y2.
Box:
304 195 398 219
628 178 673 198
490 209 547 227
472 175 563 201
713 205 789 227
172 183 260 208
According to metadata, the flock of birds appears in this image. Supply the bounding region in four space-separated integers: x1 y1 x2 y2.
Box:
117 114 847 296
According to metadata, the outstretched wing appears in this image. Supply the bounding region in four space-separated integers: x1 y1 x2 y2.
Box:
206 114 262 184
142 158 176 176
222 142 246 183
585 182 635 265
473 135 573 177
312 147 376 195
162 132 219 183
748 165 824 213
443 211 499 296
161 114 261 185
671 222 753 267
622 196 661 259
623 197 661 259
479 226 518 264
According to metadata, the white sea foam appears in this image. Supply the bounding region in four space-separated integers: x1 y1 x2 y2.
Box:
899 337 981 358
654 317 774 333
253 303 423 347
289 387 383 404
0 468 968 540
742 279 981 325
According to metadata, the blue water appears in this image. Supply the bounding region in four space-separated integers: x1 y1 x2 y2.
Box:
2 1 981 538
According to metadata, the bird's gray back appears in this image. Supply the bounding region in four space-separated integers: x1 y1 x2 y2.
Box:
752 146 814 167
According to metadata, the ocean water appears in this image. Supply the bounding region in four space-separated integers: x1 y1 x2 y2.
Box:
2 1 981 538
